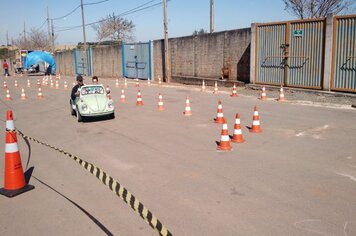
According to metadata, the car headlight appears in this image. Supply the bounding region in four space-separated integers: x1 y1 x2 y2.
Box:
108 102 114 109
82 104 88 111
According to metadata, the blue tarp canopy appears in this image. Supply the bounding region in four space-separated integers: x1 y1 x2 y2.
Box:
24 51 56 74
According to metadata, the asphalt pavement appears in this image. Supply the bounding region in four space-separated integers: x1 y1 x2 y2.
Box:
0 75 355 236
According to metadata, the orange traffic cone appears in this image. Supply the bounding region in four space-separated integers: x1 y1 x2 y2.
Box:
124 79 128 88
27 80 31 88
230 84 238 97
213 81 218 94
183 96 192 116
37 79 41 87
5 89 12 100
3 81 7 89
147 78 151 86
64 81 68 90
260 86 267 101
277 86 285 102
50 80 54 88
158 77 162 85
14 80 18 88
20 88 27 100
115 79 119 88
136 90 143 106
0 111 34 197
119 89 125 102
201 80 206 91
72 81 76 86
135 81 140 87
214 100 225 124
231 113 245 143
37 87 44 99
217 122 232 151
157 93 165 111
250 106 262 133
56 81 59 89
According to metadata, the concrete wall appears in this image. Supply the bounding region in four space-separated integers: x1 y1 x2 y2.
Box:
55 50 75 76
55 27 251 83
92 45 122 78
153 28 251 82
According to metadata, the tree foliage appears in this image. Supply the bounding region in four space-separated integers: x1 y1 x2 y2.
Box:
192 28 207 36
283 0 354 19
12 28 53 50
92 14 135 42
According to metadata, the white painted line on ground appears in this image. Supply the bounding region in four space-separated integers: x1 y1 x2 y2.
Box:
335 172 356 182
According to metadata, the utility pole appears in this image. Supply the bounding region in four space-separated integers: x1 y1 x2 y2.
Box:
51 19 55 53
47 7 51 40
210 0 214 33
80 0 88 76
23 22 26 42
163 0 170 82
6 30 10 59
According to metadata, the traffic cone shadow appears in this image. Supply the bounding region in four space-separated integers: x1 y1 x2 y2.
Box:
24 167 35 185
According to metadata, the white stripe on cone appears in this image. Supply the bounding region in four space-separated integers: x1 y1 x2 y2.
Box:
217 113 223 118
253 120 260 125
5 143 19 153
234 129 242 135
221 135 230 142
254 111 259 116
6 120 15 130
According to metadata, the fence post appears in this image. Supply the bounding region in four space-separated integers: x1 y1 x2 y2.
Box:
250 23 256 84
323 13 334 91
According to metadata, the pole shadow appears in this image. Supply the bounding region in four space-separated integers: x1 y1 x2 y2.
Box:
33 176 113 236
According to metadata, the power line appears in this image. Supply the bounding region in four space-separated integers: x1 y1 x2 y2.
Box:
36 19 48 31
52 0 109 21
55 0 171 33
52 5 81 21
84 0 109 6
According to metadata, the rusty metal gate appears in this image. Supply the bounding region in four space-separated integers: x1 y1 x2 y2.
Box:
331 15 356 92
256 19 325 89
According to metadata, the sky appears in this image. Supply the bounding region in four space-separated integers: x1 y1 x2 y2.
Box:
0 0 300 46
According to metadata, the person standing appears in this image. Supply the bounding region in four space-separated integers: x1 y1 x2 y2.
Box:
2 59 10 76
71 75 84 101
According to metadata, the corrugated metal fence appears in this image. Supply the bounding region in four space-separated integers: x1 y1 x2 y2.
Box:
331 15 356 92
255 14 356 92
256 19 325 89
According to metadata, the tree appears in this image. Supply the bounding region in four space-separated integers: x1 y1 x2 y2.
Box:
92 14 135 42
192 28 207 36
283 0 354 19
12 28 53 50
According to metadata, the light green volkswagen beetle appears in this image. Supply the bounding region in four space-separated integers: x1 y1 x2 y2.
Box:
70 84 115 122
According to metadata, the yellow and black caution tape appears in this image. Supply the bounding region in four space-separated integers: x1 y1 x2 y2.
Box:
13 128 172 236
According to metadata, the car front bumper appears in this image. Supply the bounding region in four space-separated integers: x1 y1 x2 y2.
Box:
80 110 114 117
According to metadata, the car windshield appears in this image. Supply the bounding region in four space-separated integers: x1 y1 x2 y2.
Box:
81 86 104 95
